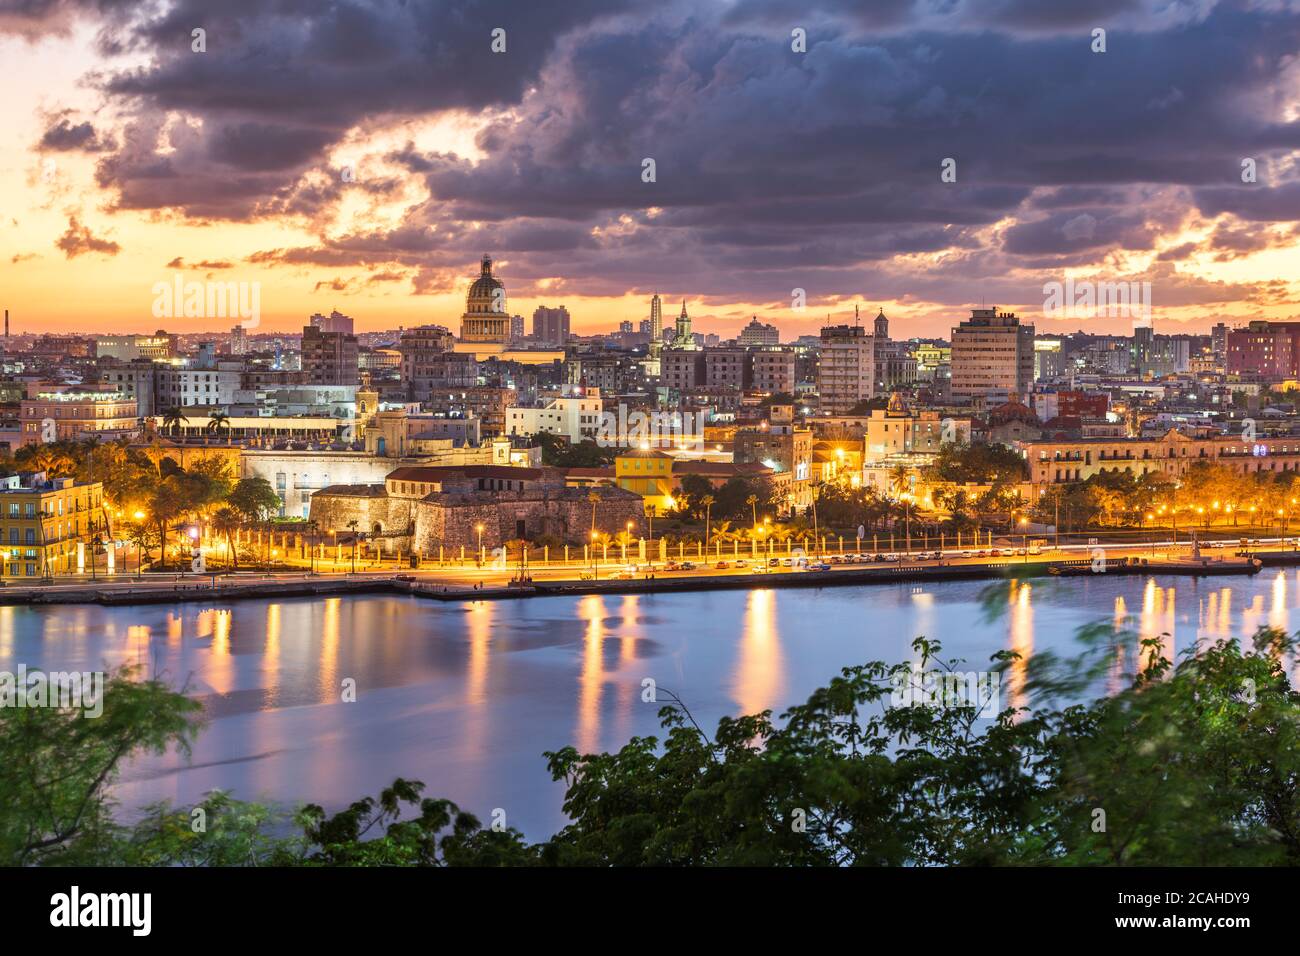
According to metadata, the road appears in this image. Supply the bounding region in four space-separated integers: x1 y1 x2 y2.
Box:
9 534 1290 594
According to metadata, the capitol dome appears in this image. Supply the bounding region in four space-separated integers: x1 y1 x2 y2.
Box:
466 254 505 314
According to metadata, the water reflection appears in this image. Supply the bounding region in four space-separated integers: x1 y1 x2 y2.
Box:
734 589 783 717
2 573 1300 838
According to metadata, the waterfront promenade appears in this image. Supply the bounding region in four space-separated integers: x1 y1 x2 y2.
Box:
0 537 1285 606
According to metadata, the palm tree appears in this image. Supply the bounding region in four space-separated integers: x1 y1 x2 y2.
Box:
211 506 242 570
207 411 232 445
701 494 715 549
161 407 189 438
888 464 910 497
746 493 759 529
346 519 360 573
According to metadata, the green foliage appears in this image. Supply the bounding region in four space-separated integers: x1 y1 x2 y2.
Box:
227 476 282 523
925 441 1028 484
536 434 616 468
0 666 203 866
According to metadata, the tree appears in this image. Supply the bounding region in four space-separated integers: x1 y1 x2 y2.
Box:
15 622 1300 866
228 477 281 524
211 506 242 570
160 408 189 438
0 666 202 865
207 411 232 445
701 495 715 548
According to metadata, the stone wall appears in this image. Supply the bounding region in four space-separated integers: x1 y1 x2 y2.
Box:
308 488 415 536
414 486 644 553
311 484 644 553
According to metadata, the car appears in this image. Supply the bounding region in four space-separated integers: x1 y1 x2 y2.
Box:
960 550 974 558
1014 547 1027 556
805 562 831 571
1027 545 1043 555
664 561 681 571
874 553 888 562
715 561 731 570
781 557 793 567
680 561 696 571
394 573 416 582
884 552 901 562
768 557 780 567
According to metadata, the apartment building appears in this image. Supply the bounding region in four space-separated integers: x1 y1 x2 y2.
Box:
1022 429 1300 485
0 472 110 578
950 307 1035 401
816 325 874 416
20 391 138 445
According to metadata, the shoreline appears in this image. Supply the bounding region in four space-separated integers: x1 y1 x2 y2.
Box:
0 552 1277 607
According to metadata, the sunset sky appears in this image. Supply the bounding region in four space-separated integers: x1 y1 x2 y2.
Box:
3 0 1300 339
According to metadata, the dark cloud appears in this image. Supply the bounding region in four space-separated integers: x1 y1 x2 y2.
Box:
39 115 114 152
55 213 119 258
16 0 1300 316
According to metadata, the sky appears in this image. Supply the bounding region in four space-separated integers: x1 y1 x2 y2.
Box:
3 0 1300 339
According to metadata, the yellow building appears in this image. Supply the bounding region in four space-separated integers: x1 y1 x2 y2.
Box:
614 448 675 514
0 472 110 578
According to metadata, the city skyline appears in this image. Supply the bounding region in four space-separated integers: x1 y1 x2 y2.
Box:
6 2 1300 337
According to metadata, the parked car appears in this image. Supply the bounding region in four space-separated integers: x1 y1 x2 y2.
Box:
680 561 696 571
781 558 793 567
715 561 731 569
664 561 681 571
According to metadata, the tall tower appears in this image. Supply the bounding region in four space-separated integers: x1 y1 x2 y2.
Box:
674 300 695 349
650 294 663 341
874 308 889 342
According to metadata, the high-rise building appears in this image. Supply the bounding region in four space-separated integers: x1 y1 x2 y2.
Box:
1211 322 1229 359
532 305 571 346
650 295 663 342
398 325 464 401
737 317 779 346
1226 321 1300 378
229 324 249 356
301 322 359 386
309 310 354 335
950 307 1035 401
460 255 509 344
817 325 875 415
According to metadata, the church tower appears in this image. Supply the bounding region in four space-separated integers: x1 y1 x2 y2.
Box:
874 308 889 342
673 299 697 350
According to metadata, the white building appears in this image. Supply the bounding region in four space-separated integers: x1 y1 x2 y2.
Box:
504 386 603 442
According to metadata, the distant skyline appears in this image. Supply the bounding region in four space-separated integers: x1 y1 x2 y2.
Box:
5 1 1300 338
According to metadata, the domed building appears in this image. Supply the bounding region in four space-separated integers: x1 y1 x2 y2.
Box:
459 254 509 344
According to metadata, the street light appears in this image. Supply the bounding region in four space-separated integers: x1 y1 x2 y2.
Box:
475 523 484 564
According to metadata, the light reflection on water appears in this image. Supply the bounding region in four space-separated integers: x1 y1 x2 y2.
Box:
6 571 1300 839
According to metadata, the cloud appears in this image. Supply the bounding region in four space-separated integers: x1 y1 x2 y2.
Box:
55 214 119 258
39 114 115 152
